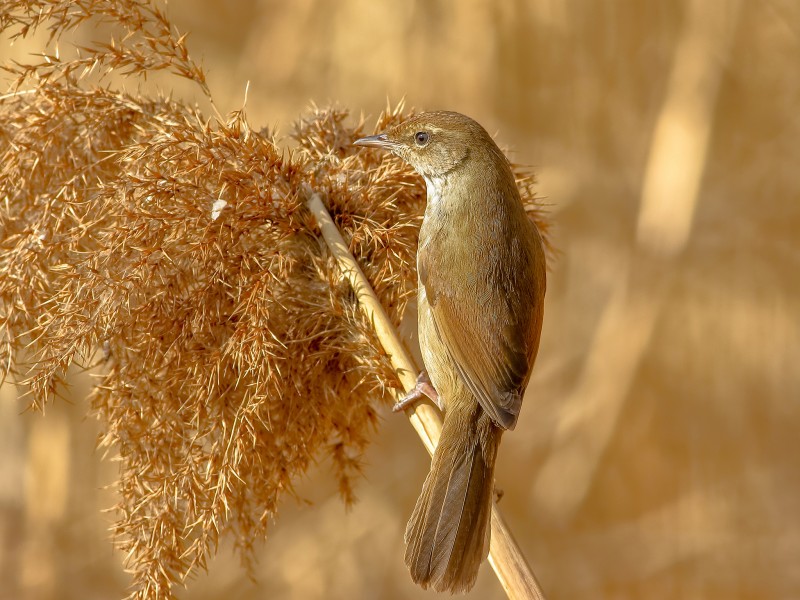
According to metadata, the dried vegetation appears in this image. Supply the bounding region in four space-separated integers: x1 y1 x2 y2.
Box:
0 1 548 598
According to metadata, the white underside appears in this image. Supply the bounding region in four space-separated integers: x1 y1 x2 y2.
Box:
423 174 445 208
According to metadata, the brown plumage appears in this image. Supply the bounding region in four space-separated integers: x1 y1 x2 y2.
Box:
356 112 546 593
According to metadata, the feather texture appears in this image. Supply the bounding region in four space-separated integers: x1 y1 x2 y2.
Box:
404 398 500 593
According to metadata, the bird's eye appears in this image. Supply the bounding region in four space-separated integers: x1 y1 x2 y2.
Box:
414 131 430 146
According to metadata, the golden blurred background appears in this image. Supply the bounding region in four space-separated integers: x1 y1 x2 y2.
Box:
2 0 799 598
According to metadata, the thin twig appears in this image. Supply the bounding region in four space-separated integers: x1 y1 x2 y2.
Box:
0 89 38 101
306 190 547 600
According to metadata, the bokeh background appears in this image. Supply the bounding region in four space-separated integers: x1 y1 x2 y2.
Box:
2 1 799 598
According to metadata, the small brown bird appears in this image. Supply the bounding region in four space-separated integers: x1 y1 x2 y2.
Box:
355 112 546 593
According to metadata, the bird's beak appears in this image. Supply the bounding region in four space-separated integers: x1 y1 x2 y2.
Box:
353 133 395 149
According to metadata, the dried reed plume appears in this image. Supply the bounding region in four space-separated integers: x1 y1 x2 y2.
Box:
0 1 550 598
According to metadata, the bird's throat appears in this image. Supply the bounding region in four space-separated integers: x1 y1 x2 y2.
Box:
423 174 446 209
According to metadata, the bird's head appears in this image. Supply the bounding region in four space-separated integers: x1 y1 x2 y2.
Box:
354 111 505 180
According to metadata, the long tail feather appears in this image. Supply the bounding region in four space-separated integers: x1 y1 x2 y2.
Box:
404 402 500 593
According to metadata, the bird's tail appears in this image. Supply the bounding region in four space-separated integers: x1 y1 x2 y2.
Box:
404 402 500 593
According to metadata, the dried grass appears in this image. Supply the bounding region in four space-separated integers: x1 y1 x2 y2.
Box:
0 2 549 598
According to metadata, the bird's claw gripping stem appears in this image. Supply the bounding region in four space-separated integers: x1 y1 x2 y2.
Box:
393 371 443 412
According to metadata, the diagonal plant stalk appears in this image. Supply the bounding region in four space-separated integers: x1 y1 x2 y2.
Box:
306 190 547 600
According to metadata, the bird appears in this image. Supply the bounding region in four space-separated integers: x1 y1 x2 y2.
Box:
354 111 546 593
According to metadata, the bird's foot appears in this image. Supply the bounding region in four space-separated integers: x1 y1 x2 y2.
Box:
393 371 442 412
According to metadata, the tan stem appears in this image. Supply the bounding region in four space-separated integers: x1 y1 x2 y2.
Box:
307 190 547 600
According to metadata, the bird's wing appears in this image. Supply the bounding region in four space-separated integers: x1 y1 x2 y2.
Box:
421 256 542 431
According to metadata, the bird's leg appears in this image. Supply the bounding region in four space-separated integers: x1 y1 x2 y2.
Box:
393 371 443 413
